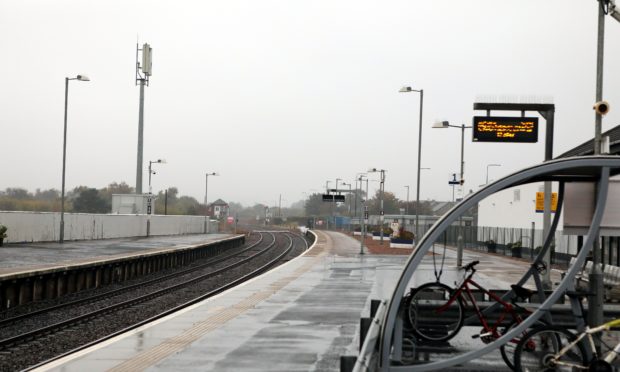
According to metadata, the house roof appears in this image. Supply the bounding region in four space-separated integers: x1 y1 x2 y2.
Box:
210 199 228 206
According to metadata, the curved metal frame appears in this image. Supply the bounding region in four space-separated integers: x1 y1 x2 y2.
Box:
375 156 619 371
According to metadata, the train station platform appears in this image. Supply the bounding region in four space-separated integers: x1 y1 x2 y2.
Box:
0 234 244 309
0 234 234 276
34 231 547 372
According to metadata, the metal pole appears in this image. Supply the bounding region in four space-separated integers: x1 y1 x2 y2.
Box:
415 90 424 247
361 205 367 255
380 170 385 245
457 124 465 267
405 186 410 215
589 0 606 333
335 178 340 230
594 0 605 156
279 194 282 218
486 165 490 184
60 77 69 243
205 174 209 207
354 178 358 218
348 184 352 216
205 174 210 233
325 181 330 229
541 107 555 288
147 160 153 237
136 79 145 194
365 179 369 207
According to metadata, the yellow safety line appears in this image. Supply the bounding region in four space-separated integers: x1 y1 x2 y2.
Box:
108 231 329 372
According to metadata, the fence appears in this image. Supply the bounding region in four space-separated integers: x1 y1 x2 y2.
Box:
433 225 578 268
0 211 218 243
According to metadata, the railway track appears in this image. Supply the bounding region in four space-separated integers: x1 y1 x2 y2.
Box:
0 230 308 371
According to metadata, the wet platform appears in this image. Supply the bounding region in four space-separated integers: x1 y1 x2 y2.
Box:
33 231 553 372
0 233 235 277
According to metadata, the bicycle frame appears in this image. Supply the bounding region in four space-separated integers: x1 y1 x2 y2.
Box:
553 318 620 368
438 271 526 337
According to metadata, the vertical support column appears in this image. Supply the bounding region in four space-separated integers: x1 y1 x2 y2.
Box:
136 79 145 194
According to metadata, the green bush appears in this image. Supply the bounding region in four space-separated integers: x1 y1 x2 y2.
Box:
399 230 415 241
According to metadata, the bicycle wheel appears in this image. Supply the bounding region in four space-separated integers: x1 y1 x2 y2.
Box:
499 318 548 371
407 282 464 342
514 325 587 372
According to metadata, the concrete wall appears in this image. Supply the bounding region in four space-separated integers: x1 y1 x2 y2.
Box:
0 211 218 243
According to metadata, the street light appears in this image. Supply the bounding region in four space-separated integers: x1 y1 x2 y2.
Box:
341 182 352 216
368 168 386 244
204 172 219 232
148 159 166 197
399 85 424 245
404 185 410 215
334 178 342 229
486 163 501 184
146 159 165 237
433 120 472 268
354 173 366 218
60 74 90 243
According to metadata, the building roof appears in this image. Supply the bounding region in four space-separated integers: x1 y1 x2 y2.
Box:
557 124 620 158
210 199 228 206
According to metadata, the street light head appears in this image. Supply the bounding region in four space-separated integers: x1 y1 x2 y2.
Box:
432 120 450 128
399 86 413 93
157 159 167 164
76 75 90 82
368 168 377 172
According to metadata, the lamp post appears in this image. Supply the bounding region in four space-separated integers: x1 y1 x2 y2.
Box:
404 185 410 216
486 164 501 184
60 74 90 243
368 168 386 244
204 172 219 233
334 178 342 229
433 120 472 268
148 159 166 197
399 86 424 245
146 159 165 237
354 173 366 218
341 182 352 216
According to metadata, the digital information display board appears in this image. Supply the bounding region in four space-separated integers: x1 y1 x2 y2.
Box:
473 116 538 143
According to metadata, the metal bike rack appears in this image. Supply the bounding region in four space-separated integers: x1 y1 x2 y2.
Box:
358 156 620 372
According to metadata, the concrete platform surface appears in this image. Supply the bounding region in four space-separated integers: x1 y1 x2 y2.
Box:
0 234 233 276
33 231 552 372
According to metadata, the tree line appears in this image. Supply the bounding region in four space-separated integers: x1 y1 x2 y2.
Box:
0 183 207 215
303 190 434 217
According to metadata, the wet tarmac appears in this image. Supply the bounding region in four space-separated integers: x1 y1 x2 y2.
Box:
29 231 620 371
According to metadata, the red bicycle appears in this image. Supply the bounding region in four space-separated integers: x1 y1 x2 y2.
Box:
406 260 547 370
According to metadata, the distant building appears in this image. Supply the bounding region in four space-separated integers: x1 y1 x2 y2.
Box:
208 199 229 218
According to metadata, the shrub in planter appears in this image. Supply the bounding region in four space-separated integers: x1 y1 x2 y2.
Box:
485 239 496 253
509 241 523 258
399 230 415 241
372 227 392 237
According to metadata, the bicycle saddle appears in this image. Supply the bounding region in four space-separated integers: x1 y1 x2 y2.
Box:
510 284 534 301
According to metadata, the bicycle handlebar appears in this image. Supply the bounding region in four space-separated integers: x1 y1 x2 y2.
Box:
462 260 480 271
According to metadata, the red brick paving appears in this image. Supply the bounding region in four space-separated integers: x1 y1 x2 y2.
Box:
347 233 412 255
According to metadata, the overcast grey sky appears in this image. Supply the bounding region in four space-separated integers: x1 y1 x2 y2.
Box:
1 0 619 207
